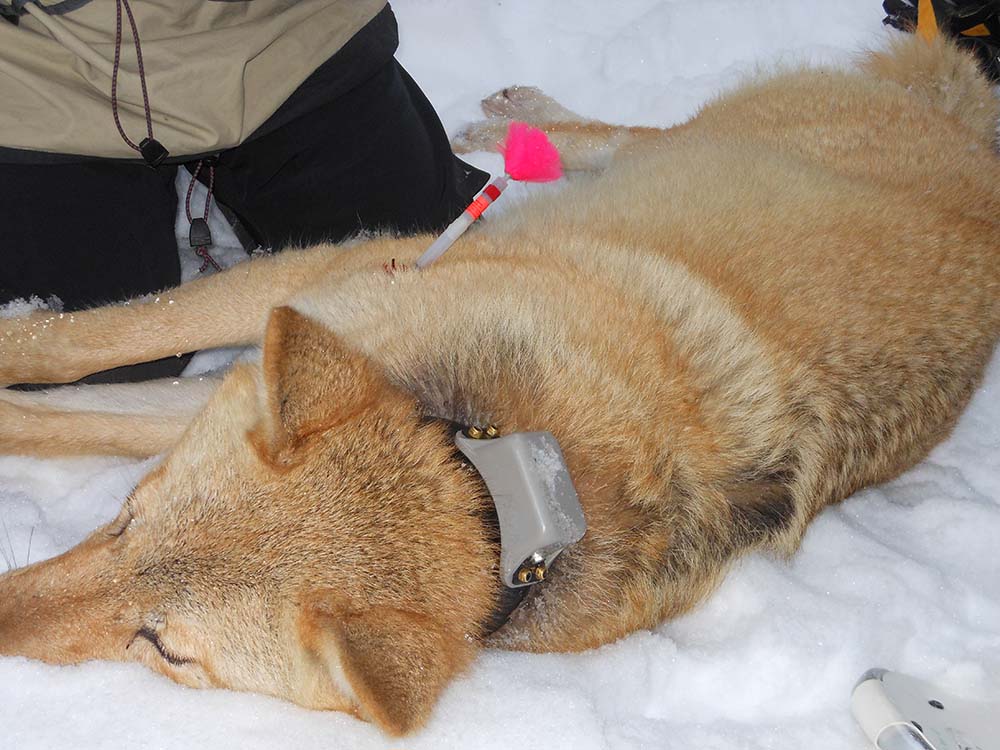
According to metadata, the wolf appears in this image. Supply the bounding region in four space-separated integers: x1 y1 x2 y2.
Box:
0 37 997 736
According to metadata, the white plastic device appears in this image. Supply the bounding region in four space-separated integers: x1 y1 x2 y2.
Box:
851 669 997 750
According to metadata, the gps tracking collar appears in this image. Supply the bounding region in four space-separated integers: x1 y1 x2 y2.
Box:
453 425 587 589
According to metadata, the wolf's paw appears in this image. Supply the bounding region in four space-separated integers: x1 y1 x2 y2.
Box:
453 86 590 154
480 85 586 124
481 85 549 119
451 118 510 154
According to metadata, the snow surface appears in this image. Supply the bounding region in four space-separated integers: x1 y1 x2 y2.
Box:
2 1 999 748
0 295 62 320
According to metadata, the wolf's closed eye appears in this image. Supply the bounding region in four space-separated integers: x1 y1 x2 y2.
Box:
132 626 192 667
106 498 135 538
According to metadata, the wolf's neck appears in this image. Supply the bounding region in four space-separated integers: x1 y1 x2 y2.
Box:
288 240 733 517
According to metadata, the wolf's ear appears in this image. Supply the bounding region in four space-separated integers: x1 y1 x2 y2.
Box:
300 602 468 735
259 306 383 453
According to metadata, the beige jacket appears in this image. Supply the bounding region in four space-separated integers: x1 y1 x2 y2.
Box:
0 0 387 159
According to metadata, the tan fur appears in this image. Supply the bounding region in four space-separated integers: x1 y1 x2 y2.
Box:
1 37 998 734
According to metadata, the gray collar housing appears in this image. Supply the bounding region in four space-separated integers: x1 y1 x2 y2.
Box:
454 430 587 588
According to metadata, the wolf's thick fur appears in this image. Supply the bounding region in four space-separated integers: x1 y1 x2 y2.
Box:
0 38 998 735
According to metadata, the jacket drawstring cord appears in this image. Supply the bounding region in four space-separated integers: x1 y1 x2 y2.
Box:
185 160 222 273
110 0 168 167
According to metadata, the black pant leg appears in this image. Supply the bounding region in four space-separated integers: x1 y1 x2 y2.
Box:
210 59 488 250
0 160 193 383
0 160 179 310
394 62 490 222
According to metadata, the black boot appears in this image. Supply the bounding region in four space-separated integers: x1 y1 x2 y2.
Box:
883 0 1000 79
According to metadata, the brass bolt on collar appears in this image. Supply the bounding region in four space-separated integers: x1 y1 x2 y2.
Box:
485 424 501 439
533 565 547 581
466 425 484 439
517 568 533 584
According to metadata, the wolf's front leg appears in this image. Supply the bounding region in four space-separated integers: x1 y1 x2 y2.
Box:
0 375 222 457
0 243 343 386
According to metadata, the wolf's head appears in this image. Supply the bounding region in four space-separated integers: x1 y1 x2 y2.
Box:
0 307 499 735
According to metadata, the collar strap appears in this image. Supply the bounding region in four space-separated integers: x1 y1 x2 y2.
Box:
444 432 527 635
480 553 532 635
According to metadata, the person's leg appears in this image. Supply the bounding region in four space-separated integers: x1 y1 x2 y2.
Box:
395 62 492 224
210 58 488 250
0 159 191 382
1 160 179 309
3 55 486 385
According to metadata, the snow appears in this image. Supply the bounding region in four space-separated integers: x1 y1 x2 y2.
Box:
0 295 62 320
2 1 998 748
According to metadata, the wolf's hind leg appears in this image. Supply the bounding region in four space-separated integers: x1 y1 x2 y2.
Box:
0 376 221 458
452 85 662 172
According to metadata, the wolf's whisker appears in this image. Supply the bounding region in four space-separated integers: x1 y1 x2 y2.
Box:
0 517 15 571
26 526 35 567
